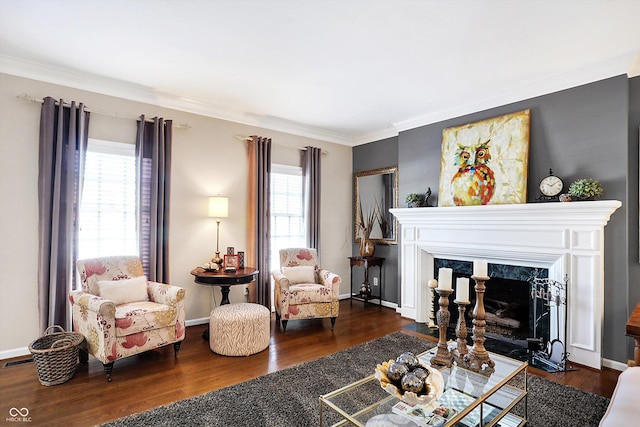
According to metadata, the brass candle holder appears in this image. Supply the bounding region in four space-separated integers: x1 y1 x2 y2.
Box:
453 299 470 362
431 287 454 367
464 275 495 372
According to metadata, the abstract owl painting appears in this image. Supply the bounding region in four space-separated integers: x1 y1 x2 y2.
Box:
438 110 530 207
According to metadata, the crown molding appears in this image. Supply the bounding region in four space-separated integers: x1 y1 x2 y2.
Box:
3 51 637 148
390 52 637 135
352 126 399 147
0 54 355 146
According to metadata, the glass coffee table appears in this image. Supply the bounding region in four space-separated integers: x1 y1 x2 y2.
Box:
319 345 527 427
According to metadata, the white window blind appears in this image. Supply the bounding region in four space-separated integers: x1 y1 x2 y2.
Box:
270 164 305 272
78 139 138 260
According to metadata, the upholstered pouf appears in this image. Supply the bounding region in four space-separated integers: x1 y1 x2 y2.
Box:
209 303 270 356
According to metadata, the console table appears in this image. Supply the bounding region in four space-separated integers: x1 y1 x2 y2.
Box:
626 301 640 366
348 256 384 307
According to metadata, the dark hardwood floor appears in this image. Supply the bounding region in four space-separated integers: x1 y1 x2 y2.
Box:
0 300 620 426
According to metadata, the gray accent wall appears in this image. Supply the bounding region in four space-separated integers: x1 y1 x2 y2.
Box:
355 75 639 364
353 137 399 303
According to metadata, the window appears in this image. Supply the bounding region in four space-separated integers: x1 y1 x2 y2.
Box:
270 164 305 273
78 139 137 260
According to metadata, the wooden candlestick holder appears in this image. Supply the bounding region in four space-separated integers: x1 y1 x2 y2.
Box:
464 275 495 372
453 300 470 361
431 288 454 367
428 283 438 329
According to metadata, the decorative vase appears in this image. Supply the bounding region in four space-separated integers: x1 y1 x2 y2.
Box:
360 238 375 257
360 282 372 298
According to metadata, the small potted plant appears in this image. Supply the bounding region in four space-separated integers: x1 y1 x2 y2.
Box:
405 193 425 208
568 178 603 201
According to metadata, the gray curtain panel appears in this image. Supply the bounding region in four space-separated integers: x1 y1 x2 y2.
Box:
302 146 321 258
38 97 90 332
249 136 271 308
136 116 172 283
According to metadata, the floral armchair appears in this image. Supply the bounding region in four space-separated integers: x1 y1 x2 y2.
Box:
272 248 341 332
69 256 186 381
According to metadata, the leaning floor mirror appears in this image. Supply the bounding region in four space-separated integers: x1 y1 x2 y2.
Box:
354 166 399 245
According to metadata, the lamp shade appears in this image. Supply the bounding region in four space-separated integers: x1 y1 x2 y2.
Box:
208 196 229 218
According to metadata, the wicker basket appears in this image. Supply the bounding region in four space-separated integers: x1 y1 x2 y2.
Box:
28 325 84 386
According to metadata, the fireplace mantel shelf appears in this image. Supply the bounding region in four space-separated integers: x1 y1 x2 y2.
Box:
390 199 621 369
390 200 621 227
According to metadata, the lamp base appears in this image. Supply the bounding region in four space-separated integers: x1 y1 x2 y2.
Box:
212 251 222 265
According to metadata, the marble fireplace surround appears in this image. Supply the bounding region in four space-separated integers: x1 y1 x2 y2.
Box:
390 200 621 369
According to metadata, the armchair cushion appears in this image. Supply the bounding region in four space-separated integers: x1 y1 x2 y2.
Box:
281 266 316 284
97 276 149 305
288 283 335 304
114 301 177 336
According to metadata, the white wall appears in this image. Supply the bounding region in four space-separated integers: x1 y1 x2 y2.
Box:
0 73 352 356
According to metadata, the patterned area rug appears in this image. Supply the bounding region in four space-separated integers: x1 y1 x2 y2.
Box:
100 332 609 427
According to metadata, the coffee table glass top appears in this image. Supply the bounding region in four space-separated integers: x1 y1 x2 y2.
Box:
319 345 527 427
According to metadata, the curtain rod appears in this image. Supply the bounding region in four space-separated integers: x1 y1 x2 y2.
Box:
236 135 329 155
17 94 191 130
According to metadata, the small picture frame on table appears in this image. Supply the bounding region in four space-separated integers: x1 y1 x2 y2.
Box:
223 254 239 272
237 251 245 269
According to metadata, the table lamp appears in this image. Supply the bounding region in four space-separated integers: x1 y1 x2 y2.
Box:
208 196 229 266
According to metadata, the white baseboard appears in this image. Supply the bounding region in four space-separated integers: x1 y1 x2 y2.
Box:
186 317 209 327
0 347 30 360
602 358 627 372
339 293 398 310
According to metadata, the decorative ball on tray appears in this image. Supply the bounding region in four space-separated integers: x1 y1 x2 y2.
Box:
375 352 444 406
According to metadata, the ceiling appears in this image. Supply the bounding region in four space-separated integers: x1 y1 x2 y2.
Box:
1 0 639 146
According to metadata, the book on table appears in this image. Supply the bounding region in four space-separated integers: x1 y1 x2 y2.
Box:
391 399 456 427
392 388 516 427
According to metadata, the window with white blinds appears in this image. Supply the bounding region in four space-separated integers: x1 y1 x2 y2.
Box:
270 164 305 272
78 139 138 260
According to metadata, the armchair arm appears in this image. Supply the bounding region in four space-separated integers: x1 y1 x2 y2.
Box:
69 290 116 319
148 282 186 306
272 270 291 316
318 269 342 297
272 270 291 292
69 290 117 363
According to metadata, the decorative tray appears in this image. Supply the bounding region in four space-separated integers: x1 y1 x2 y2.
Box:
375 359 445 406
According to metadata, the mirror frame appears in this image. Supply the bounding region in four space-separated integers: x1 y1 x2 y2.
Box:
354 166 399 245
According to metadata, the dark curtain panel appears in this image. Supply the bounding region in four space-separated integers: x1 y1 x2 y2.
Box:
302 146 321 257
38 97 90 332
247 136 271 308
136 116 172 283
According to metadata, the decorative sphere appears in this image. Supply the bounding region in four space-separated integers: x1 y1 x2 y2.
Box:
401 372 425 393
396 352 419 371
428 279 438 288
387 362 409 383
412 367 430 381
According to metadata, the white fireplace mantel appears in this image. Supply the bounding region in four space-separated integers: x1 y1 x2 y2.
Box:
390 200 621 369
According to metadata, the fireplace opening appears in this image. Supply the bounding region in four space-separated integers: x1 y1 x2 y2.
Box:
481 276 530 340
421 259 551 361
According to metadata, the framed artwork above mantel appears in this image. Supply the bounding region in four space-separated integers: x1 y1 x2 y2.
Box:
438 110 530 207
